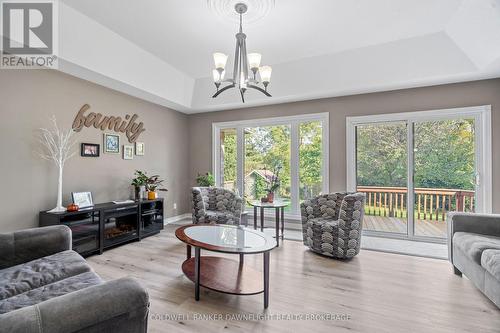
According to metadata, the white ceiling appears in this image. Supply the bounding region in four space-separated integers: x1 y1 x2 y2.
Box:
58 0 500 113
62 0 465 78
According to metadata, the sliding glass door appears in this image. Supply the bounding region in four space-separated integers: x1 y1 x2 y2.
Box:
413 119 476 238
356 122 409 235
213 113 329 217
347 106 491 242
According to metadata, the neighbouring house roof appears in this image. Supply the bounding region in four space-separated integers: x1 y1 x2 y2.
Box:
246 170 276 183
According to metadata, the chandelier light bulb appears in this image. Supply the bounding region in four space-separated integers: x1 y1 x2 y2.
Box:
212 69 220 83
212 69 225 83
213 52 228 70
259 65 272 83
248 53 262 70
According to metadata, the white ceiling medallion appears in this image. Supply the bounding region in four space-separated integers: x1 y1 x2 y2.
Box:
207 0 275 25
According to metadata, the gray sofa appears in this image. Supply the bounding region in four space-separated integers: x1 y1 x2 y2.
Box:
448 212 500 308
0 225 149 333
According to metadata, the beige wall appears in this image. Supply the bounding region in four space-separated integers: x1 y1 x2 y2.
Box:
1 72 499 233
0 70 191 232
188 79 500 212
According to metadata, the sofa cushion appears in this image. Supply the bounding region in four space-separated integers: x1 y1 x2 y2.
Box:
0 271 102 314
0 250 91 300
453 232 500 264
481 249 500 281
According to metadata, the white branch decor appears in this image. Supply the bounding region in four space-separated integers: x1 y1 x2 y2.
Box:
38 116 77 212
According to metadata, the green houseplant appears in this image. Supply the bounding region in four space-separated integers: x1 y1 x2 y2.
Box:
196 172 215 187
131 170 149 200
145 174 168 200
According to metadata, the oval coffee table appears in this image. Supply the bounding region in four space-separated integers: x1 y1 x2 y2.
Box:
175 224 277 309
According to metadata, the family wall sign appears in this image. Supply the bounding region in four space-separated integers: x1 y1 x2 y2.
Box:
72 104 145 143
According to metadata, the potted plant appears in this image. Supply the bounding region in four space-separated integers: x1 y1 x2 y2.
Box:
196 172 215 187
131 170 148 200
145 174 168 200
264 164 282 203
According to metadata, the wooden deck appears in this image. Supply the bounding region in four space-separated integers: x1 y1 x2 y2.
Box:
364 215 447 238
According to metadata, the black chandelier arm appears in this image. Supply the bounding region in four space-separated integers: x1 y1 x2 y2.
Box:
247 84 272 97
240 89 245 103
212 83 236 98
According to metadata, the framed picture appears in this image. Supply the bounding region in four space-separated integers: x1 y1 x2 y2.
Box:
80 143 100 157
135 142 145 156
123 145 134 160
103 133 120 154
71 191 93 208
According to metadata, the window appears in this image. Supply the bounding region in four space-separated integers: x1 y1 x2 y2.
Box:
346 106 492 242
213 113 329 217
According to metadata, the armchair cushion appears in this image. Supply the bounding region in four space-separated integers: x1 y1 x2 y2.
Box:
0 250 92 301
205 211 240 225
453 232 500 264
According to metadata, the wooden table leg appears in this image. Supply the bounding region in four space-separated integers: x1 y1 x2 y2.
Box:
187 245 191 259
281 207 285 240
254 206 257 230
263 251 270 309
260 207 264 232
275 208 280 247
194 247 200 301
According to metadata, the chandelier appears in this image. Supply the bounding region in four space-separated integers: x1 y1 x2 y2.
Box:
211 3 272 103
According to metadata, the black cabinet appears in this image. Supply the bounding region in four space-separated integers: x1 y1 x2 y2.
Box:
39 199 164 257
140 199 164 238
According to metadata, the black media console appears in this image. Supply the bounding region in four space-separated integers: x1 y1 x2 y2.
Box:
39 198 164 257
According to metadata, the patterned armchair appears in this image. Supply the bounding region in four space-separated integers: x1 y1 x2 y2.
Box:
192 187 243 225
301 192 366 259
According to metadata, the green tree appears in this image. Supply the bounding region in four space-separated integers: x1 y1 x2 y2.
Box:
221 131 237 186
299 121 322 199
356 119 475 190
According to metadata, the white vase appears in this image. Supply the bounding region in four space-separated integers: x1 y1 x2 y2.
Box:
48 165 66 212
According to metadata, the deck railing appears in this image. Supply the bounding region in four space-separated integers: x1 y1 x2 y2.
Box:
357 186 475 221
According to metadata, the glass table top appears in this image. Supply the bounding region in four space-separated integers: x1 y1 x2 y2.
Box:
178 225 276 253
248 200 289 208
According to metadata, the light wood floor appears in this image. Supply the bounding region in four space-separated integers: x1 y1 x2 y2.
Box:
365 215 447 238
87 225 500 333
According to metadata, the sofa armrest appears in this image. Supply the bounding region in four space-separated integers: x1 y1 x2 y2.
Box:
447 212 500 263
0 225 72 269
0 277 149 333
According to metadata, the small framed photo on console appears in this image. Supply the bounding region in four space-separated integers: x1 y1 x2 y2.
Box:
72 191 94 208
81 143 100 157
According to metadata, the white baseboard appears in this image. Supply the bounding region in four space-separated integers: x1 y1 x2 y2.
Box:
164 213 191 225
